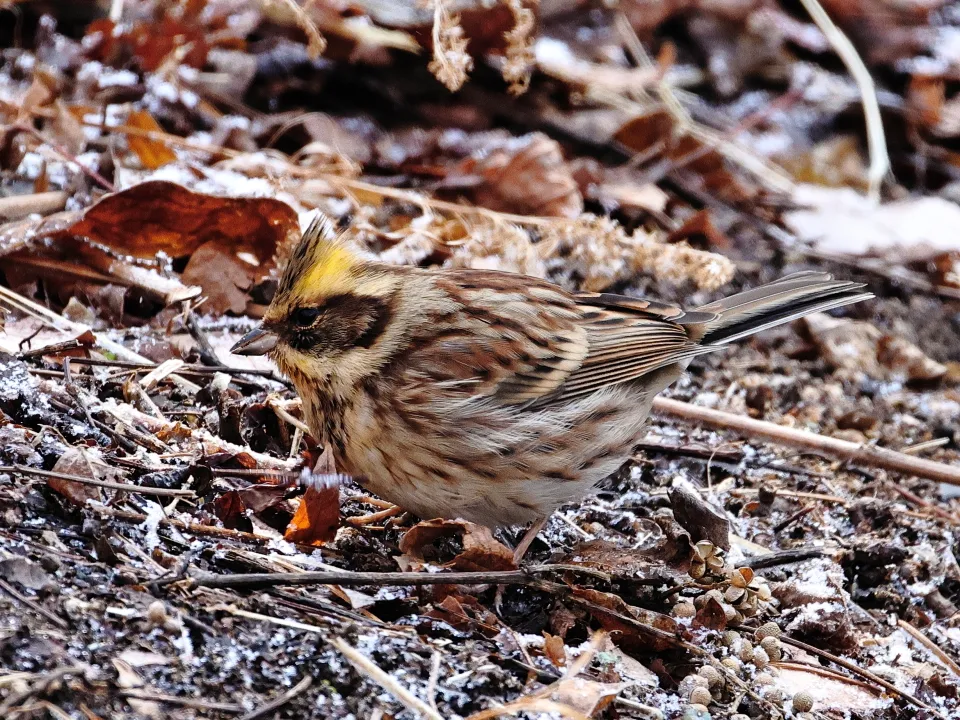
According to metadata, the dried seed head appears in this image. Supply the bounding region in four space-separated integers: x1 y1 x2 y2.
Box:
674 601 696 618
755 622 782 640
752 646 770 668
689 686 713 706
730 567 754 588
721 657 743 673
698 665 722 687
761 686 783 704
722 630 740 646
738 639 755 662
792 691 814 712
146 600 168 626
722 603 738 622
689 561 706 580
695 540 716 560
691 674 711 689
725 585 747 603
760 636 783 661
682 704 710 720
755 672 775 686
755 582 772 601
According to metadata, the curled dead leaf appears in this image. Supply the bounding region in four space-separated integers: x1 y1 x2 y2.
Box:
4 181 301 313
399 518 516 571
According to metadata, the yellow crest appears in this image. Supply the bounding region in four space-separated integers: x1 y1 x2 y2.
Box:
277 213 360 302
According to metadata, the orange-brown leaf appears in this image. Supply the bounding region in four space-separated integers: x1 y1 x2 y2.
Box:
399 518 516 572
126 110 177 169
284 486 340 546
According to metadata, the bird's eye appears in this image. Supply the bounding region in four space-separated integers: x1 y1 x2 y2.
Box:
291 307 321 327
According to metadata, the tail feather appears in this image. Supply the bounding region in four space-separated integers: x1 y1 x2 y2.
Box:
696 272 872 346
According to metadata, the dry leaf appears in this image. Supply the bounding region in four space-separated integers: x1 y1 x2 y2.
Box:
284 486 340 545
399 518 516 571
126 110 177 169
6 180 301 313
571 587 684 652
49 447 107 506
455 133 582 218
542 631 567 668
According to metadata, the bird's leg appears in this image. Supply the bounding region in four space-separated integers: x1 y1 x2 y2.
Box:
512 515 549 566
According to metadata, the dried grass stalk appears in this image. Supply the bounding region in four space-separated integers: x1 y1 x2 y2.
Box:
428 0 474 92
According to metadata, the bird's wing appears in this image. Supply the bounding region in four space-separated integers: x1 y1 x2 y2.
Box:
528 292 718 407
404 271 718 407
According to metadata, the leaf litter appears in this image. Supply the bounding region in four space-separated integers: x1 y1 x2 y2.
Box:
0 1 959 719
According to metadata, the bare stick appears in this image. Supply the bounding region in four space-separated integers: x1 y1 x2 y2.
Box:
238 674 313 720
0 191 68 220
4 465 195 498
795 0 888 200
330 636 444 720
191 568 541 590
653 397 960 487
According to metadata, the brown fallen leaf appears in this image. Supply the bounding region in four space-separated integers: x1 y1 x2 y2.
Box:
542 631 567 668
4 180 301 313
49 447 109 506
571 587 685 653
399 518 517 571
284 447 341 545
453 132 583 218
126 110 177 169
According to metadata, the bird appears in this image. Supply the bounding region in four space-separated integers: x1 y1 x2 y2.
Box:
232 215 872 532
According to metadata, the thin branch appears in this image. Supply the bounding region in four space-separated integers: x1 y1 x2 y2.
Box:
653 397 960 487
795 0 889 200
4 465 195 498
191 568 544 590
330 636 444 720
780 635 943 718
898 619 960 678
237 674 313 720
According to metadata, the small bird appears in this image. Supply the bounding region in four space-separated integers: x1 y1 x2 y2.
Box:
232 217 871 530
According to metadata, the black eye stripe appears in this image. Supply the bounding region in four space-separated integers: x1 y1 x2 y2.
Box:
292 307 321 327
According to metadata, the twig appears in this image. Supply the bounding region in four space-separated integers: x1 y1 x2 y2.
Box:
0 665 87 716
780 635 943 718
191 568 543 590
117 689 243 712
0 578 68 630
0 191 68 220
330 636 444 720
898 619 960 678
653 397 960 487
795 0 888 200
9 123 115 191
4 465 195 498
88 505 272 545
237 674 313 720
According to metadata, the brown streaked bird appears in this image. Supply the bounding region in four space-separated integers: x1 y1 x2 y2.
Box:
232 216 871 530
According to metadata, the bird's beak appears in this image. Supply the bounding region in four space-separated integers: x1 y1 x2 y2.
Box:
231 326 279 356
